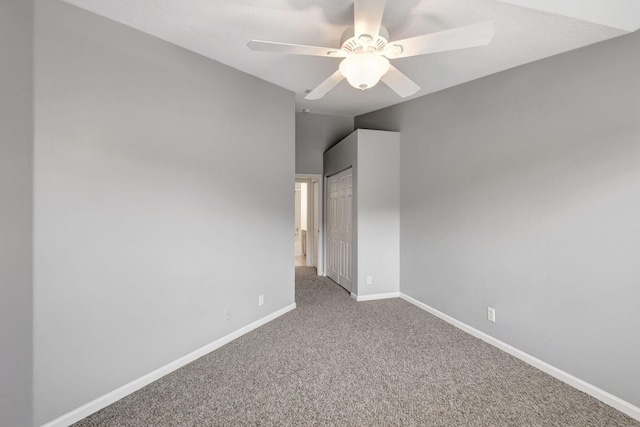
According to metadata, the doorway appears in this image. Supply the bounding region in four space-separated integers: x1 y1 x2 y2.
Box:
295 175 323 275
294 181 307 266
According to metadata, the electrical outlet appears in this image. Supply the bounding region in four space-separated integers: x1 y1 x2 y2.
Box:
487 306 496 323
258 295 264 306
366 276 372 285
224 307 231 321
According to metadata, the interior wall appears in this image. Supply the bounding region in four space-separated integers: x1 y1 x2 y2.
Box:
356 130 400 297
34 1 295 424
296 112 354 175
356 31 640 407
0 1 34 426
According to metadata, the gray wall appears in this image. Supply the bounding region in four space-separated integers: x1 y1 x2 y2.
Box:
0 1 34 426
356 130 400 297
34 1 295 424
356 31 640 407
296 113 353 174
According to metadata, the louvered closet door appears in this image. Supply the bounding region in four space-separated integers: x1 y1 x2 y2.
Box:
326 168 352 292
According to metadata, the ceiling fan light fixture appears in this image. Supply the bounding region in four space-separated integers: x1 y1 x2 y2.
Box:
339 52 390 90
248 3 494 100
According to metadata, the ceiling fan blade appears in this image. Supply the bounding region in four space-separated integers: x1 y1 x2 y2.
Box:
381 65 420 98
248 40 346 57
305 70 345 100
354 0 387 39
385 21 495 58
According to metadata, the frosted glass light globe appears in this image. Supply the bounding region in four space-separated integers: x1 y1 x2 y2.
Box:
339 52 390 90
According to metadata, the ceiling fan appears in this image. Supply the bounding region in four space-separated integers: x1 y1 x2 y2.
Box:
248 0 495 100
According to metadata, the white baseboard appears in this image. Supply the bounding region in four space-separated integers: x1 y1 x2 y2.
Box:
42 303 297 427
399 293 640 422
351 292 400 302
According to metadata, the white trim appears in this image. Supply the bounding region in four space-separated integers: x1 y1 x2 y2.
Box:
42 303 297 427
399 293 640 422
352 292 399 302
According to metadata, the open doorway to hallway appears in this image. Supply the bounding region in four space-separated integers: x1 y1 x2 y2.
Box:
295 175 323 274
294 181 307 266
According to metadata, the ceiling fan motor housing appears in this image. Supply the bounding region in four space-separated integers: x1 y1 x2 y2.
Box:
340 25 390 54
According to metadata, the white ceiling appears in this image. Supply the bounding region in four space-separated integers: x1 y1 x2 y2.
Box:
61 0 640 117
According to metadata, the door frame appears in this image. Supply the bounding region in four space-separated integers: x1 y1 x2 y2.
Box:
295 174 324 276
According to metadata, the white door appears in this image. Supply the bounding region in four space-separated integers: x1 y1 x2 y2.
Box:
326 168 353 292
312 180 319 268
326 174 340 283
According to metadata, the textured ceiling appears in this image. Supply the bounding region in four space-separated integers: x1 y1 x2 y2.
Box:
61 0 639 117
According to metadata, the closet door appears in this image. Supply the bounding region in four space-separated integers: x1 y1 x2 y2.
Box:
326 168 352 292
337 170 353 291
326 173 340 284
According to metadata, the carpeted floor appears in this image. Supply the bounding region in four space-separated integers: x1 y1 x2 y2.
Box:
74 267 639 426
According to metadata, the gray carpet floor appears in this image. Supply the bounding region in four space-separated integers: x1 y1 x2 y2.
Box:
75 267 639 426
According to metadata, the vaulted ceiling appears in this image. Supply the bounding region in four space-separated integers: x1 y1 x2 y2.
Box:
61 0 640 116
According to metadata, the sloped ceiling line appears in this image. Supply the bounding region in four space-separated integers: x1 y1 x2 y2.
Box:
495 0 640 32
